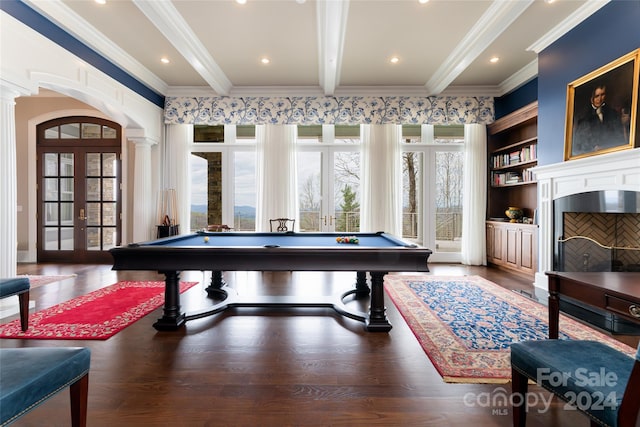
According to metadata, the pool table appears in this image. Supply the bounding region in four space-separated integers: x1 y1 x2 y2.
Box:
110 231 431 332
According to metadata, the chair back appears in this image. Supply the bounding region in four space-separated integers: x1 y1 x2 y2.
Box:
270 218 295 232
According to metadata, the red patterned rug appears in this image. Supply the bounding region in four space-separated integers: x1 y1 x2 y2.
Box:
0 281 197 340
384 275 635 384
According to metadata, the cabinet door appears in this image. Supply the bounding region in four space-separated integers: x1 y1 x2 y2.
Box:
519 227 537 274
486 223 505 265
505 227 519 268
486 224 495 261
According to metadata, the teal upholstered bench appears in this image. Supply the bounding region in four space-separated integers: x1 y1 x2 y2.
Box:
0 347 91 427
0 277 30 331
511 340 640 427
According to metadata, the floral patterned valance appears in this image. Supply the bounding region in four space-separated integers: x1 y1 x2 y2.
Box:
164 96 494 125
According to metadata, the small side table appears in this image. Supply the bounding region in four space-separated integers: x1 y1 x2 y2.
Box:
157 225 179 238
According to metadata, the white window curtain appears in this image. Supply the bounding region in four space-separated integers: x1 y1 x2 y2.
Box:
255 124 299 231
360 124 403 236
461 123 487 265
163 124 192 235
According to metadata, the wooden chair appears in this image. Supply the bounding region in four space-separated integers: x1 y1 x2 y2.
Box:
269 218 295 232
511 339 640 427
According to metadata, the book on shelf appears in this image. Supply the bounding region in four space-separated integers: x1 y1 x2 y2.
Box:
491 144 537 168
492 168 536 186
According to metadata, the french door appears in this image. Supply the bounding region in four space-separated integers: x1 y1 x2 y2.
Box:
37 117 121 263
297 144 360 232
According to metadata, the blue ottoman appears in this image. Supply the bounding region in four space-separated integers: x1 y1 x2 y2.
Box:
511 340 640 427
0 277 30 331
0 347 91 426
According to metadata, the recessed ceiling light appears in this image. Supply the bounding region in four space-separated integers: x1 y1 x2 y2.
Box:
490 56 500 64
261 57 270 65
390 56 400 64
236 0 247 4
95 0 106 4
418 0 429 4
161 57 170 64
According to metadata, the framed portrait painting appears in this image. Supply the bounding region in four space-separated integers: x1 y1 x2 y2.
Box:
564 48 640 161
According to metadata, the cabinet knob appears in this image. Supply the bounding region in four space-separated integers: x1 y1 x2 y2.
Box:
629 305 640 319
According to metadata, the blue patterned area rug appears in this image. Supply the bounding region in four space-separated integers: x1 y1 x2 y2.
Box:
384 275 634 384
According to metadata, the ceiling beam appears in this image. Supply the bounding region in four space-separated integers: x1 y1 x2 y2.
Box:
424 0 534 96
22 0 169 95
316 0 350 96
527 0 609 54
133 0 232 96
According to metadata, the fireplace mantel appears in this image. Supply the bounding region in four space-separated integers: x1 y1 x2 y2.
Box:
531 148 640 289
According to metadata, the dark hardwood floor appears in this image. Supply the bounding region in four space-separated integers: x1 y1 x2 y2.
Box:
4 263 638 426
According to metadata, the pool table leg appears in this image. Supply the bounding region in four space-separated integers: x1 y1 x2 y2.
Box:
366 272 392 332
205 271 226 296
153 271 186 331
354 271 370 298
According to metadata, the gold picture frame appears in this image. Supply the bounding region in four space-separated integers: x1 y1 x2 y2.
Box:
564 48 639 161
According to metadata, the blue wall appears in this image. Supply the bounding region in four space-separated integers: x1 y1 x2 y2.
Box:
537 1 640 166
495 78 538 120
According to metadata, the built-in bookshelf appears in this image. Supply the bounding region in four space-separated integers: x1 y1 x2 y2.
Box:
486 101 538 220
486 101 539 277
490 137 537 186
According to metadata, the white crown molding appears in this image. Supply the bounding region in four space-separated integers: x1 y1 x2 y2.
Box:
440 85 502 97
527 0 610 54
424 0 534 95
317 0 350 96
22 0 169 95
497 59 538 96
132 0 232 96
334 86 431 97
165 85 500 98
165 86 220 98
229 86 326 97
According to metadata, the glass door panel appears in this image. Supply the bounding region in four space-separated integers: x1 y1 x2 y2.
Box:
435 151 464 253
297 151 322 231
42 152 75 251
333 151 360 233
233 152 256 231
403 152 423 241
85 152 118 251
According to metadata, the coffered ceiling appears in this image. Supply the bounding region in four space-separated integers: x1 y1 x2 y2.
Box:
24 0 607 98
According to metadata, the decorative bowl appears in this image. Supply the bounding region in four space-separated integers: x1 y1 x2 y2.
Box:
505 207 523 223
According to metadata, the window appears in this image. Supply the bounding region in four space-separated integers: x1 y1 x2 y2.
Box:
191 125 256 231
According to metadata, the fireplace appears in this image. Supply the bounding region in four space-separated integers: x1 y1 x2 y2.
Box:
533 149 640 334
554 190 640 272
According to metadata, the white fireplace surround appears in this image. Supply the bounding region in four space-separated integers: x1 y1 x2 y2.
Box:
531 148 640 290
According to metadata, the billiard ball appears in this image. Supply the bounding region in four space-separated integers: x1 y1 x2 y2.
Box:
204 236 209 243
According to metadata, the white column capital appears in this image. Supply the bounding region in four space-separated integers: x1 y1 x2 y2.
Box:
126 128 159 146
128 136 159 147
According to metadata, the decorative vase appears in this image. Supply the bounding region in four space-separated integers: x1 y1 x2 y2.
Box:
505 207 523 223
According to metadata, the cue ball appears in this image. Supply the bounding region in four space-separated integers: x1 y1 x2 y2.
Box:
204 236 209 243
